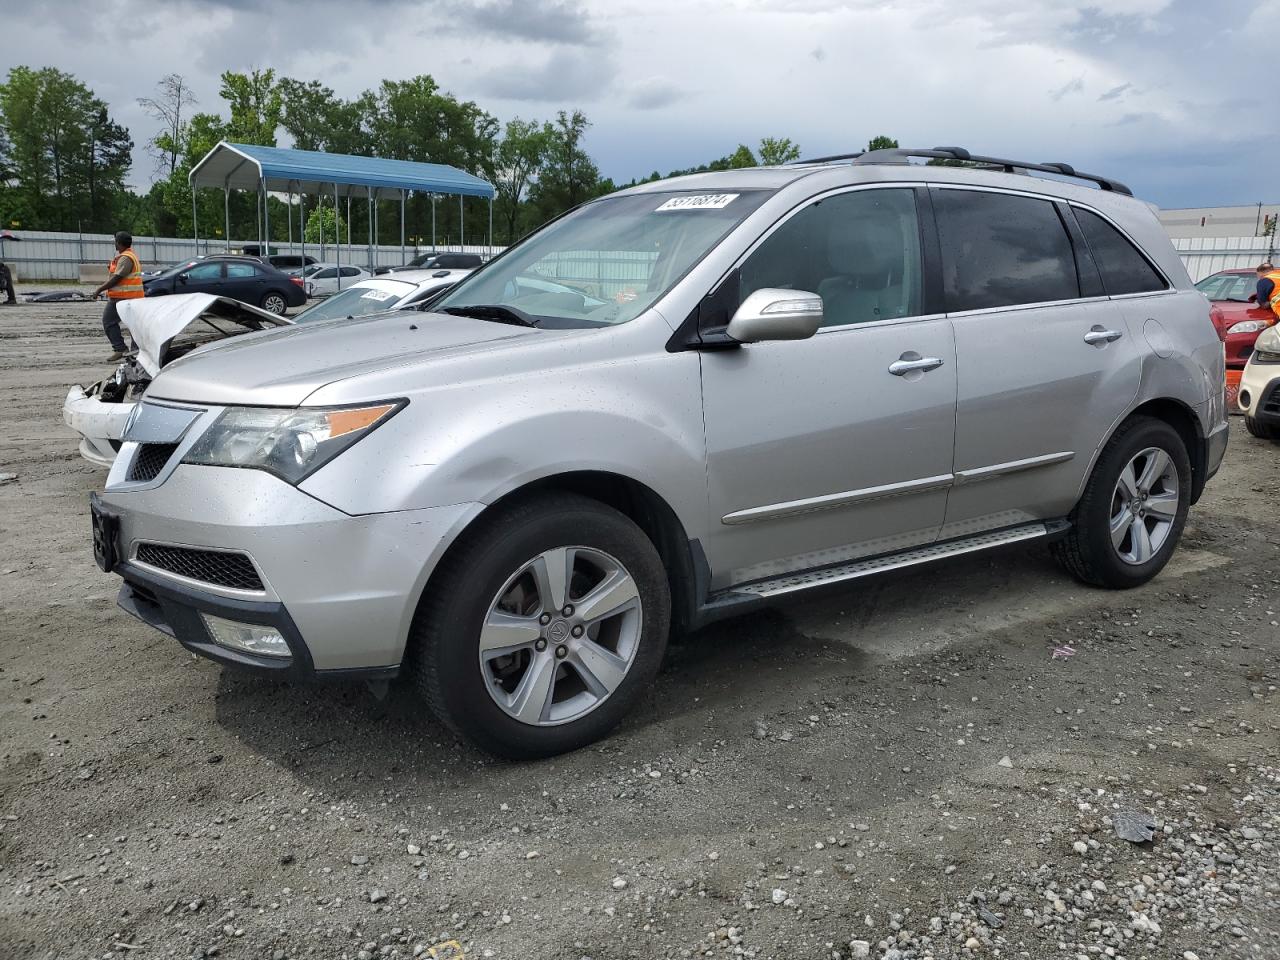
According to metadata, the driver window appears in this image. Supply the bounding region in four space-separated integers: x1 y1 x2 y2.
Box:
740 188 923 328
184 262 223 281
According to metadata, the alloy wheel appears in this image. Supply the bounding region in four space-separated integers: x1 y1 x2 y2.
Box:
479 546 643 726
263 294 286 314
1109 446 1179 565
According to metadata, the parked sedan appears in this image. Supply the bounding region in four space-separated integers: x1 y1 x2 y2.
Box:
375 252 483 275
293 269 472 323
301 263 372 297
1195 269 1277 369
144 256 307 315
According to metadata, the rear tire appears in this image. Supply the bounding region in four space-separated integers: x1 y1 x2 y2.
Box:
260 291 287 315
1245 416 1280 441
1051 416 1191 589
408 492 671 759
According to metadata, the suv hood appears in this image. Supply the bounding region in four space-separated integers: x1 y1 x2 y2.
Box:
146 310 563 407
119 293 289 375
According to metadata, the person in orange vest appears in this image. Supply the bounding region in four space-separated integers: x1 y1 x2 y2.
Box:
92 231 144 361
1257 262 1280 321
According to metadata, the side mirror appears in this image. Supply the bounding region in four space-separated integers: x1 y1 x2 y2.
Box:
727 288 823 343
177 274 188 285
1249 293 1258 303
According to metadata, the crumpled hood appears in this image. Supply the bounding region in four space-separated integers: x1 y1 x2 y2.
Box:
118 293 289 375
146 310 566 407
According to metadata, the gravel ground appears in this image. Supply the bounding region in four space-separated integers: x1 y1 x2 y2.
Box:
1 297 1277 960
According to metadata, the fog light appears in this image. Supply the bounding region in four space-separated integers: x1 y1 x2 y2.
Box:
1238 389 1251 408
200 614 290 659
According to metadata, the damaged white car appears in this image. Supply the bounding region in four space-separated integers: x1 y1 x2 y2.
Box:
63 294 289 466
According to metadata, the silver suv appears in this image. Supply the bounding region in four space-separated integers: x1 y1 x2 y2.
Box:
91 147 1228 758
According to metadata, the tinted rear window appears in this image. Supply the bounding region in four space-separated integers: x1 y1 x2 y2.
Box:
933 190 1079 312
1074 209 1166 295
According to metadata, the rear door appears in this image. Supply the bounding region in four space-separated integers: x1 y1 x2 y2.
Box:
935 187 1142 536
223 262 264 303
700 186 958 588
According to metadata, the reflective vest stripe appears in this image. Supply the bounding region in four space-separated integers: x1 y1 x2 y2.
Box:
107 250 144 299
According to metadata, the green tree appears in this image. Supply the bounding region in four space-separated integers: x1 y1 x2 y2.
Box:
220 68 283 146
303 204 345 246
491 118 550 243
866 135 898 151
528 110 600 222
0 66 133 230
757 136 800 165
726 144 756 168
278 78 370 155
138 74 197 178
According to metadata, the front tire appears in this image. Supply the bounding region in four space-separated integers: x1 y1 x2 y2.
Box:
1051 416 1191 589
408 492 671 759
1245 416 1280 441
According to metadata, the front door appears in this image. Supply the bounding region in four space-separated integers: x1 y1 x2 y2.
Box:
178 261 224 295
700 186 957 589
934 188 1143 536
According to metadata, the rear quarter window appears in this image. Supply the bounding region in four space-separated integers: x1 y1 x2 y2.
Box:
1074 209 1167 295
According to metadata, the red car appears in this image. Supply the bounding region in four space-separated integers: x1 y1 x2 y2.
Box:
1195 268 1277 369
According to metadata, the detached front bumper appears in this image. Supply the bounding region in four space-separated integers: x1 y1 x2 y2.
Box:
97 461 480 676
63 384 131 467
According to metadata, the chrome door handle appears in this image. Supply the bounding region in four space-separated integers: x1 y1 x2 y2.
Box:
1083 328 1124 345
888 357 945 376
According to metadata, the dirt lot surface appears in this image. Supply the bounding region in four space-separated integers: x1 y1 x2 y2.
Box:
1 298 1277 960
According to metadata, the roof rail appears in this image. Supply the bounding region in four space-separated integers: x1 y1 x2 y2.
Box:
788 151 864 165
850 146 1133 196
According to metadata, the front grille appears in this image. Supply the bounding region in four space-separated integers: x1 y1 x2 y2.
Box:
128 443 178 482
135 543 265 591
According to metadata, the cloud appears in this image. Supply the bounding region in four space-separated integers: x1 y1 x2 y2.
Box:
472 48 616 102
810 47 826 61
1050 76 1085 101
438 0 605 46
626 77 685 111
1098 82 1133 102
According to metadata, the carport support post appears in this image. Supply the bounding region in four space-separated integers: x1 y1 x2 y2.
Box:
334 183 341 292
400 190 406 265
287 186 293 256
431 196 436 253
223 187 231 254
192 189 199 257
459 195 464 252
367 186 374 273
263 177 270 255
488 197 493 260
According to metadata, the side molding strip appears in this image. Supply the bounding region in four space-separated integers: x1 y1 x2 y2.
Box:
721 474 954 526
953 451 1074 485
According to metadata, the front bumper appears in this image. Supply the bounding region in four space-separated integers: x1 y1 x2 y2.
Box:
1239 360 1280 425
64 384 131 467
99 462 480 674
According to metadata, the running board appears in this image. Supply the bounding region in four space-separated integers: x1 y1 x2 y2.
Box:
725 522 1055 600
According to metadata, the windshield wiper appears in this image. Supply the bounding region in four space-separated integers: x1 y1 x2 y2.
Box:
440 304 539 327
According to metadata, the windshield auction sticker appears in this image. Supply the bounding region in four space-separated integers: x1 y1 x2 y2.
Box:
655 194 739 212
360 290 396 301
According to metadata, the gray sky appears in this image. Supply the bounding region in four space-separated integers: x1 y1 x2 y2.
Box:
8 0 1278 207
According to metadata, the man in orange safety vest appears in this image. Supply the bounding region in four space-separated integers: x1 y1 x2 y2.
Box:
92 231 144 361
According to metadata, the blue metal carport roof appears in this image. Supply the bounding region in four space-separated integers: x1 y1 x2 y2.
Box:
189 141 495 200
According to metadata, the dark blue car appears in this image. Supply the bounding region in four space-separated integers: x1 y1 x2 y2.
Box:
143 255 308 315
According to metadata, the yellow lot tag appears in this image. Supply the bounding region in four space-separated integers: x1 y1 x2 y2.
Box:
428 941 465 960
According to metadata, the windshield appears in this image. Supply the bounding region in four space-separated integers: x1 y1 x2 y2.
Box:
1196 274 1254 301
433 190 771 328
294 282 414 323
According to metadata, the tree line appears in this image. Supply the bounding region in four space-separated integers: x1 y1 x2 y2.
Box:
0 64 897 251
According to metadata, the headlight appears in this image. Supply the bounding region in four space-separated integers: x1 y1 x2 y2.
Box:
1252 324 1280 355
1226 319 1269 335
183 401 403 484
